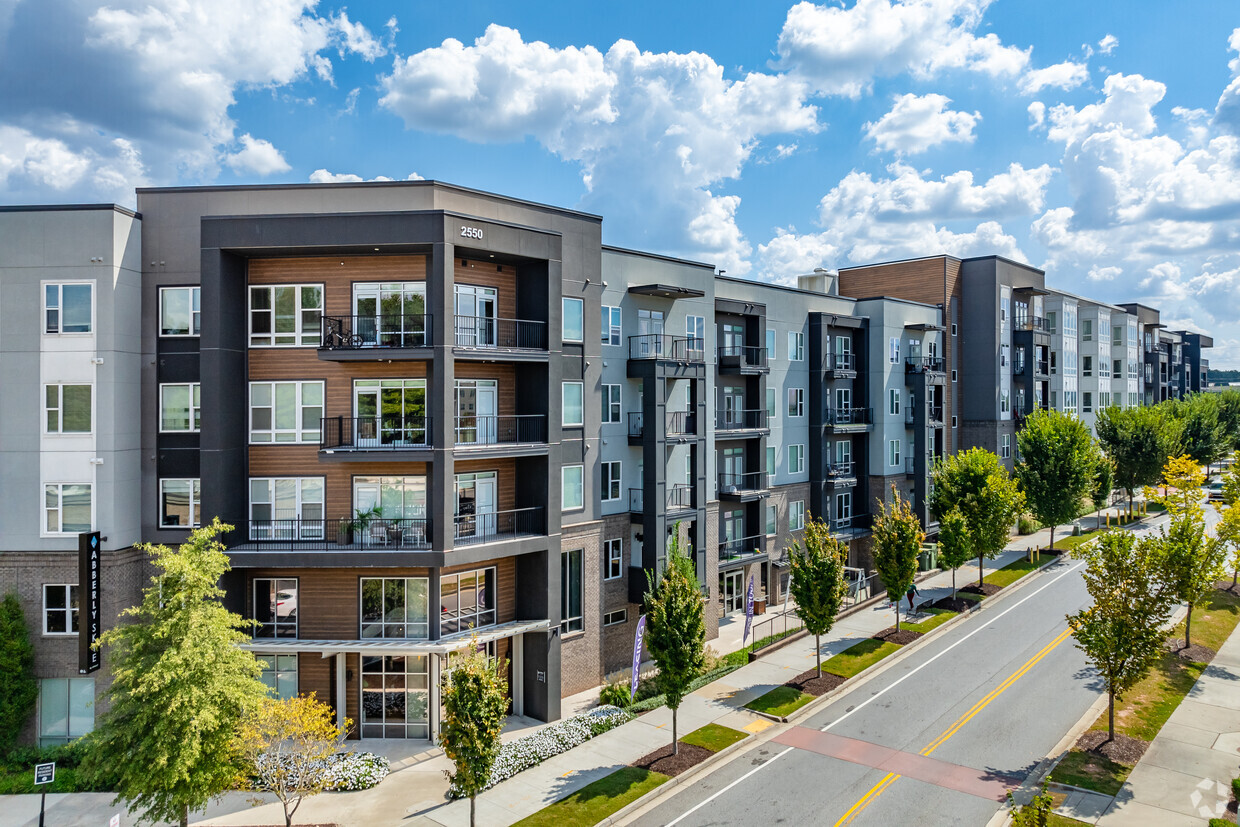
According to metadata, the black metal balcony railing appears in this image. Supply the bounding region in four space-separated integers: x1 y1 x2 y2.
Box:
716 409 768 431
831 512 873 534
826 461 855 477
717 345 768 369
929 406 944 423
825 407 873 426
454 414 546 446
627 334 705 363
320 315 431 349
1015 316 1046 332
1036 360 1050 375
627 411 697 440
629 485 695 513
718 471 768 494
244 517 431 550
719 534 767 565
320 416 429 450
905 357 946 374
453 506 544 545
830 353 855 371
453 315 547 350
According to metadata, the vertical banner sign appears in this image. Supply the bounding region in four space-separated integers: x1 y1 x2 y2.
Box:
629 614 647 700
743 575 755 645
78 532 101 674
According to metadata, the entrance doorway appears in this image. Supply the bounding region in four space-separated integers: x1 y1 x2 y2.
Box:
721 570 745 614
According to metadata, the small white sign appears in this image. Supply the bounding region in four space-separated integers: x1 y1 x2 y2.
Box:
34 762 54 785
110 815 120 827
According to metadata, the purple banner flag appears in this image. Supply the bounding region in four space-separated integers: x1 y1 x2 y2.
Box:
630 614 647 700
743 575 755 645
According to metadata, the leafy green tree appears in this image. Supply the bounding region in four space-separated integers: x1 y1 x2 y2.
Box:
1092 457 1115 523
787 516 848 677
1215 455 1240 588
1171 394 1228 472
0 593 37 752
873 488 924 631
1008 782 1055 827
928 447 1025 588
644 525 705 754
1215 390 1240 449
81 520 269 827
1016 409 1102 552
1067 531 1175 741
936 509 972 600
440 642 509 827
1095 404 1183 515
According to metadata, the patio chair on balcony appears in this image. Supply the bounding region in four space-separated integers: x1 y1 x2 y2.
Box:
369 521 389 547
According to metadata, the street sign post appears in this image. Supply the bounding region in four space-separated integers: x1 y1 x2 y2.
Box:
34 762 54 827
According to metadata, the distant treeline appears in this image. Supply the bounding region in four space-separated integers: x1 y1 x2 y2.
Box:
1208 369 1240 383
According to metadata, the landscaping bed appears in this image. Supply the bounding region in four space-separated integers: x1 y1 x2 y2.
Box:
872 626 923 645
784 667 846 696
961 582 1003 597
631 742 715 777
931 594 979 612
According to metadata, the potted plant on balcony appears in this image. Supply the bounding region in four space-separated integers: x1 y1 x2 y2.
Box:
342 506 383 546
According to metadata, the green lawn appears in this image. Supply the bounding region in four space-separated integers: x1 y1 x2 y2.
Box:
510 767 669 827
1049 748 1130 797
680 723 748 753
745 685 814 718
1048 814 1093 826
823 638 902 678
1053 531 1100 552
906 608 957 633
982 555 1044 589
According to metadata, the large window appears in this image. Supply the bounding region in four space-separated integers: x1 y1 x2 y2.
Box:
160 383 201 433
361 654 429 739
602 461 621 502
602 305 622 346
889 439 901 467
256 654 298 700
361 577 429 639
159 478 201 528
44 283 92 334
38 678 94 747
561 549 583 634
249 477 325 539
160 286 201 336
440 568 497 634
602 384 621 424
766 503 777 536
1001 434 1012 459
788 388 805 417
766 446 776 485
253 577 298 638
44 384 92 434
766 328 777 360
889 389 900 416
44 483 91 534
790 501 805 531
250 381 323 443
788 444 805 475
788 332 805 361
562 465 584 511
249 284 323 346
605 538 623 580
43 584 78 635
837 491 852 520
562 297 584 342
766 387 777 420
687 315 705 346
562 382 584 427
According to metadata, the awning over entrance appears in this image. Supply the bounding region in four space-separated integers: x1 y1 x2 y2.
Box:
239 618 552 657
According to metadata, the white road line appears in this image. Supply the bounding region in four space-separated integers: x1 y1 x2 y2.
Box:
663 557 1087 827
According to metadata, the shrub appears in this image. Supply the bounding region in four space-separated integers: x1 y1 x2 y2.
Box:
1017 514 1042 535
249 751 389 793
598 680 632 709
0 594 37 753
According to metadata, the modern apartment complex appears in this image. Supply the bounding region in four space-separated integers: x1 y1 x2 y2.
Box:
0 184 1209 747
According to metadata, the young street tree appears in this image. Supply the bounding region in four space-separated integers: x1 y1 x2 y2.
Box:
928 447 1025 588
240 694 348 827
644 525 706 755
873 488 924 631
787 515 848 677
1067 531 1175 741
1092 457 1115 525
1171 393 1228 473
936 509 972 601
1216 455 1240 589
1016 408 1102 552
1095 404 1183 515
440 642 509 827
0 593 37 753
81 520 269 827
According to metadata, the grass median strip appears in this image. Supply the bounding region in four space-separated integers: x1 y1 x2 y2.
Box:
745 684 814 718
824 638 903 678
511 766 669 827
906 608 957 633
679 722 748 752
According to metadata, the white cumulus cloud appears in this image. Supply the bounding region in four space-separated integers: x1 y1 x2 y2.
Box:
224 134 291 176
1019 60 1089 95
1097 34 1118 55
864 93 980 154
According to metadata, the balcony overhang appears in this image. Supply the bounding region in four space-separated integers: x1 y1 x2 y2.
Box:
240 619 553 657
627 284 706 299
904 322 946 332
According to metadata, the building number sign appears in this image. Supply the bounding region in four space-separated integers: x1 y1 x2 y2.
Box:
460 226 484 240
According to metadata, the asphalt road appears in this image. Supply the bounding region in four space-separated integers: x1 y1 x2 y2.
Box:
628 512 1198 827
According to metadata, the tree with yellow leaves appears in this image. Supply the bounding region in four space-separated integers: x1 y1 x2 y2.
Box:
1144 453 1207 520
1214 453 1240 590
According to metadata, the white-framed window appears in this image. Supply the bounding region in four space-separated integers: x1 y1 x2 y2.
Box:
1083 356 1093 377
889 440 901 467
1129 391 1138 407
605 538 623 580
249 284 323 346
562 381 584 426
1001 434 1011 459
766 387 777 420
1082 319 1093 341
602 384 621 424
256 654 299 700
951 323 958 336
889 389 901 416
562 465 584 511
44 283 93 334
602 461 621 502
160 383 201 433
360 577 429 639
836 491 852 520
44 384 92 434
789 501 805 531
766 446 776 486
159 479 201 528
160 286 201 336
603 609 628 627
889 336 900 363
253 577 300 638
788 444 805 475
687 315 705 346
38 677 94 747
1001 390 1010 414
788 332 805 361
952 415 958 428
602 305 622 346
561 549 583 633
249 381 323 443
951 369 958 382
42 584 78 636
249 478 325 539
1083 392 1093 413
766 503 777 536
44 483 91 535
766 328 777 360
562 297 584 342
788 387 805 417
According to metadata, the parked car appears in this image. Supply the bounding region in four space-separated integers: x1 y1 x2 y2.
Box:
1205 481 1226 502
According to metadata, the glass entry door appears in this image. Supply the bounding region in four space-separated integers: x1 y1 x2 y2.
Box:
455 380 498 445
353 283 426 347
721 387 744 428
353 380 426 447
721 570 745 614
455 472 497 539
360 655 429 739
635 309 664 356
455 285 497 347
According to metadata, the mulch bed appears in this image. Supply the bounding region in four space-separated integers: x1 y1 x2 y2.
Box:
631 742 715 777
784 667 846 696
872 627 923 645
1166 639 1217 664
1076 730 1149 765
962 583 1003 597
930 595 975 613
1216 580 1240 597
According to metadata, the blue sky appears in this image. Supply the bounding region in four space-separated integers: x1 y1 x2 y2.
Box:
4 1 1240 364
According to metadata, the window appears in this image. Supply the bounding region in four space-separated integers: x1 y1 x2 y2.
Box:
1001 390 1010 414
889 389 901 416
1082 319 1093 341
160 286 201 336
766 446 776 485
256 654 298 700
889 337 900 363
562 297 584 342
360 577 429 638
160 383 201 433
766 503 777 536
789 501 805 531
602 384 621 424
788 332 805 361
249 382 322 443
951 415 958 428
789 444 805 475
1000 296 1009 322
44 384 92 434
44 483 91 534
1100 392 1111 409
605 538 623 580
951 323 958 336
836 491 852 520
889 440 901 467
687 315 705 348
766 387 777 420
603 609 628 627
1083 392 1093 413
562 382 584 426
1129 392 1138 407
562 465 584 510
1001 434 1011 459
253 577 299 638
788 387 805 417
1001 344 1009 367
1113 359 1122 377
441 568 498 634
43 584 78 635
249 478 325 539
159 479 201 528
951 369 958 382
38 678 94 747
249 285 323 346
44 283 92 334
1083 356 1093 377
602 461 621 502
1045 312 1057 334
561 549 583 633
601 305 622 346
766 329 776 360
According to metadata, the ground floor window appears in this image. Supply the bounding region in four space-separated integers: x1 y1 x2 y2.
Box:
253 577 298 638
361 655 429 739
43 584 78 635
361 577 429 639
440 568 497 634
561 549 583 633
39 677 94 747
256 654 298 700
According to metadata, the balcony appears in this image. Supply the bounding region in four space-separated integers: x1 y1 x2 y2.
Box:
905 456 917 478
718 345 769 375
453 315 547 357
929 406 944 425
627 335 705 363
824 407 873 432
718 471 769 501
319 315 431 360
1014 316 1047 332
830 512 872 539
719 534 768 568
628 485 696 517
453 506 545 546
320 416 430 456
241 517 432 550
453 415 547 456
905 357 946 375
715 408 769 437
627 411 698 445
1035 360 1050 377
825 352 857 378
826 462 857 486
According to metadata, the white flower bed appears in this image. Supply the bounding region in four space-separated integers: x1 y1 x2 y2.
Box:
447 705 631 798
251 751 390 793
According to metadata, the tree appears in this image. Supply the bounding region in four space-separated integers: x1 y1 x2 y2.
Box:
1016 409 1101 552
81 520 269 827
928 447 1025 588
1171 394 1228 473
1215 455 1240 588
872 488 924 631
936 509 972 600
0 593 37 753
1008 782 1055 827
787 516 848 677
440 642 509 827
1092 457 1115 524
1146 453 1207 519
1067 531 1175 741
1095 404 1183 515
1216 390 1240 450
643 525 705 755
239 694 348 827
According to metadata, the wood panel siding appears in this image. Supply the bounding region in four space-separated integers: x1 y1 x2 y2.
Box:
248 256 428 317
454 259 518 320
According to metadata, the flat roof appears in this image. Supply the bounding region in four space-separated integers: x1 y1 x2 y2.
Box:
0 203 140 219
602 245 716 270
